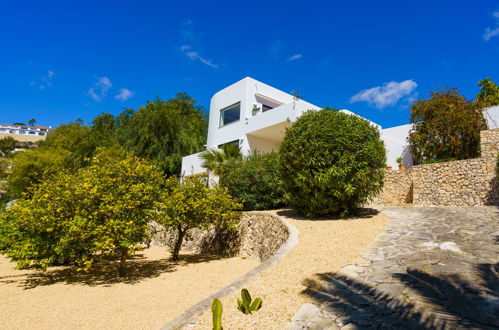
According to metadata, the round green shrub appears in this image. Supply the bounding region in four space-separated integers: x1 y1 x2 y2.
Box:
219 152 286 211
279 109 386 217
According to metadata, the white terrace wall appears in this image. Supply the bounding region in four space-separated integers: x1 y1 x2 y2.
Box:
375 128 499 206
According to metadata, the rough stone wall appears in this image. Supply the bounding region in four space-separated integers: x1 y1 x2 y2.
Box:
370 170 413 205
411 157 497 206
150 212 289 262
374 128 499 206
480 128 499 158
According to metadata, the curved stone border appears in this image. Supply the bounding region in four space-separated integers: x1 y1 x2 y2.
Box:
160 212 299 330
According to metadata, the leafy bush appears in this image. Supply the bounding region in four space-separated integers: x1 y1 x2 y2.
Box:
158 176 241 261
0 147 164 276
218 152 285 211
7 147 69 198
409 87 486 163
279 109 386 217
421 157 456 164
0 137 16 157
7 121 97 198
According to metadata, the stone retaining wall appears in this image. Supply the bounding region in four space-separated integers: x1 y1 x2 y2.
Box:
374 128 499 206
151 212 289 262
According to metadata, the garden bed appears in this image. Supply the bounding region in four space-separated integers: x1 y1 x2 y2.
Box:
191 209 390 329
0 247 259 329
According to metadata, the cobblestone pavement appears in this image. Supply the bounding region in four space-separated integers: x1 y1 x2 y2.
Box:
286 207 499 330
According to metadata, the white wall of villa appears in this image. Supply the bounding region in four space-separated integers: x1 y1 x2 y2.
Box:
181 77 415 177
484 106 499 129
206 77 320 156
381 124 414 168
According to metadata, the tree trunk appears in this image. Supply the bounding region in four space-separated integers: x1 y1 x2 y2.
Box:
172 225 185 261
119 249 128 277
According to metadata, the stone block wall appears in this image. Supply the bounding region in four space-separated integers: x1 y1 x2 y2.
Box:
151 212 289 262
481 128 499 158
374 128 499 206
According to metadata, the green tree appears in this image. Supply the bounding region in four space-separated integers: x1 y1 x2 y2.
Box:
118 93 207 176
477 78 499 108
4 117 119 199
7 121 98 198
40 121 97 169
0 147 164 276
200 144 242 176
7 147 68 198
0 137 16 157
158 176 241 261
28 118 36 126
12 123 26 126
279 109 386 217
91 113 118 147
219 152 286 210
409 87 486 163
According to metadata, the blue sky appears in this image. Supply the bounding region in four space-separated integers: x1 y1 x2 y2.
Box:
1 0 498 129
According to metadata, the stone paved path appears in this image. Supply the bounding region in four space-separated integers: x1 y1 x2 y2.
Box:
286 207 499 330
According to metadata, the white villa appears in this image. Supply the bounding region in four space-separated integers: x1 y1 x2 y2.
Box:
181 77 414 177
0 124 51 137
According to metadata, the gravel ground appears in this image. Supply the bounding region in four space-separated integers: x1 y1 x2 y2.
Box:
0 247 259 329
192 209 390 330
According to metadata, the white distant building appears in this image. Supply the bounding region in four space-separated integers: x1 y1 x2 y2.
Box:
0 123 51 137
181 77 413 177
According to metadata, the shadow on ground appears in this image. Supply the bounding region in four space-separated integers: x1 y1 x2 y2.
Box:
277 208 379 221
0 253 224 289
302 263 499 329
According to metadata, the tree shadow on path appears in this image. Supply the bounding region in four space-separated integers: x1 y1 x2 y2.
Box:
0 253 224 289
277 208 380 221
302 263 499 329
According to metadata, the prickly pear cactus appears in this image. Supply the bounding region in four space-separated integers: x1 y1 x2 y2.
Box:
212 298 223 330
236 288 263 315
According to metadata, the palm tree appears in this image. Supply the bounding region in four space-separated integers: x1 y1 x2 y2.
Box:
200 144 242 175
28 118 36 126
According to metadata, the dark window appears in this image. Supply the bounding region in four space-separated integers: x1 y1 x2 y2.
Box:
218 140 239 149
262 104 273 112
219 102 240 127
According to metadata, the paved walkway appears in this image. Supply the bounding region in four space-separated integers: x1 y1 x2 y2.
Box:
287 207 499 330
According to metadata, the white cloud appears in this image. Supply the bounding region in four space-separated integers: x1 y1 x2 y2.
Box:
181 45 218 68
287 54 303 62
178 20 218 69
180 19 195 42
350 80 418 109
269 39 284 57
484 27 499 41
115 88 135 102
483 10 499 41
30 70 55 90
87 76 112 102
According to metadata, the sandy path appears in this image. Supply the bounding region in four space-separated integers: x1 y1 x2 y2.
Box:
193 210 390 329
0 247 259 330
